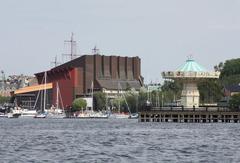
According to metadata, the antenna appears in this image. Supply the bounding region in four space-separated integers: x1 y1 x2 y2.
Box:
92 45 100 55
62 33 80 61
51 56 61 67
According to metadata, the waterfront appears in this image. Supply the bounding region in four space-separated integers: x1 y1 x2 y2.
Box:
1 119 240 162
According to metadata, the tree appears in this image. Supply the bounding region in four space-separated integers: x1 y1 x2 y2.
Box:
214 62 224 72
0 96 10 105
72 98 87 112
125 90 138 113
161 80 182 105
229 94 240 110
135 88 147 111
220 58 240 86
198 80 223 104
93 92 106 111
111 96 124 112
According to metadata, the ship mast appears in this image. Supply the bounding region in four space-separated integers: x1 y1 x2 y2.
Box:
62 33 80 61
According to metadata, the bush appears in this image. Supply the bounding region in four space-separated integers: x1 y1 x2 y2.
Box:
93 92 106 110
72 98 87 112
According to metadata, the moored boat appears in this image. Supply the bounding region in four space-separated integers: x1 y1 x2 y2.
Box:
20 109 37 118
45 82 66 119
34 112 47 118
129 113 139 119
110 112 130 119
77 111 108 119
33 71 48 119
0 113 8 118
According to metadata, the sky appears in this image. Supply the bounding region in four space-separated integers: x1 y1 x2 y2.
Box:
0 0 240 83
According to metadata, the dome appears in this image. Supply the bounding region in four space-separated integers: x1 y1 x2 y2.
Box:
176 59 207 72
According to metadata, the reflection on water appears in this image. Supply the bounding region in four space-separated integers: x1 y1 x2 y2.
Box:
1 119 240 162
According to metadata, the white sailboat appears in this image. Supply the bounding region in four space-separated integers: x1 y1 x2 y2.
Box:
19 96 37 118
77 81 108 119
7 107 21 118
110 82 130 119
46 82 66 118
34 71 47 118
20 109 37 118
111 82 138 119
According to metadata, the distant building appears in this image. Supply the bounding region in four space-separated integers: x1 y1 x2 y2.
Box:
0 75 36 97
224 84 240 96
14 54 143 109
146 82 161 92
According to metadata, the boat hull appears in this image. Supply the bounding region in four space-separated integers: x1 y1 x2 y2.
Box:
34 113 47 118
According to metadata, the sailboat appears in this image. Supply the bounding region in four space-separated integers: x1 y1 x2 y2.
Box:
34 71 47 118
46 82 66 118
7 107 21 118
77 81 108 119
111 82 139 119
110 82 130 119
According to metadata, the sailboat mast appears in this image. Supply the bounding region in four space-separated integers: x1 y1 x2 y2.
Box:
118 82 120 113
91 81 94 112
43 71 47 112
56 82 59 109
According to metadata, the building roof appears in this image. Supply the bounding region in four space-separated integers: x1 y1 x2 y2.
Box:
14 83 53 94
96 79 141 90
225 84 240 93
177 59 207 72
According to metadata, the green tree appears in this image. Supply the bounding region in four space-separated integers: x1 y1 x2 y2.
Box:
220 58 240 86
214 62 224 72
93 91 106 111
161 80 182 105
198 80 223 104
125 90 138 113
72 98 87 112
229 94 240 110
0 96 10 105
136 88 147 110
112 96 125 112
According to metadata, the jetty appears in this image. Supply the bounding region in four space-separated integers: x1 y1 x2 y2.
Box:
139 107 240 123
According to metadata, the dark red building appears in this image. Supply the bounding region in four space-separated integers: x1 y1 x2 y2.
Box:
34 54 143 108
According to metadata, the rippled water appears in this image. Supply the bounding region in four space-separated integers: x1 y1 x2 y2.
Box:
1 118 240 163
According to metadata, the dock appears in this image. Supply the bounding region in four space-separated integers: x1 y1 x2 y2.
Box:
139 107 240 123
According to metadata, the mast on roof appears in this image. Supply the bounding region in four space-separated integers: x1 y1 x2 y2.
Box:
92 45 100 55
62 32 80 61
51 56 61 67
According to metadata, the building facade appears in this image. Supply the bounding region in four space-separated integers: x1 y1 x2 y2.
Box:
15 54 143 109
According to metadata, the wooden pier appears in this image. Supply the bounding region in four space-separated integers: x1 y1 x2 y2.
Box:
139 107 240 123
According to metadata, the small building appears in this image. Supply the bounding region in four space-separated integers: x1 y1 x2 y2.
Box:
224 84 240 96
14 83 53 110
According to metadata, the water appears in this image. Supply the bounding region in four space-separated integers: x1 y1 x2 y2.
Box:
1 119 240 163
